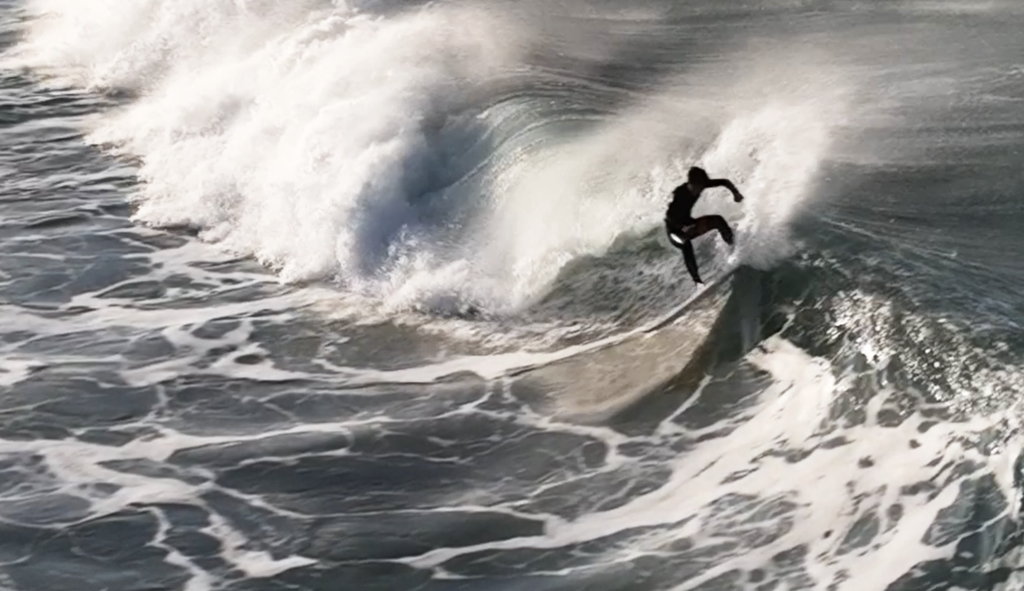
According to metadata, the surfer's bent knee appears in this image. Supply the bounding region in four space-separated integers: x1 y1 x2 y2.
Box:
665 218 696 246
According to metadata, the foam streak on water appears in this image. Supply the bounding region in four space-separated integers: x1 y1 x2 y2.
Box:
395 337 1021 588
1 1 1023 590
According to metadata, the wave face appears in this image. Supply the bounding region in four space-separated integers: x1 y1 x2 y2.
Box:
8 0 856 318
3 1 1024 591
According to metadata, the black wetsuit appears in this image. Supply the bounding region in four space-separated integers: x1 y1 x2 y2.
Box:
664 183 734 285
666 184 700 228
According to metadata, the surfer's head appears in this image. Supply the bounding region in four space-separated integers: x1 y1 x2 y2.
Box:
688 166 709 187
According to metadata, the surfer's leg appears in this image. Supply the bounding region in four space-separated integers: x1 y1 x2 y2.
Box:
663 222 704 284
693 215 734 245
681 240 703 284
666 225 704 284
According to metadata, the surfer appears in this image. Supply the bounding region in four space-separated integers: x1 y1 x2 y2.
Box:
664 166 744 285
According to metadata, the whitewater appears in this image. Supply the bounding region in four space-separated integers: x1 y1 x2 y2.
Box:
8 0 846 318
0 0 1022 590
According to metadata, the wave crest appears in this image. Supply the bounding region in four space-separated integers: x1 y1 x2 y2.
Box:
10 0 851 317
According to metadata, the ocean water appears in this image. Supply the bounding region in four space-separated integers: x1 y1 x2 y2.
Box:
1 0 1023 589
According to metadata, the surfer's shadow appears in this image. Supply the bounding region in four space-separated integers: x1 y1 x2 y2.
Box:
511 267 779 437
605 282 765 438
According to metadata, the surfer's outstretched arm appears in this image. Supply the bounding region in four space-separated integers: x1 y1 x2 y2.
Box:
706 178 745 202
681 241 703 285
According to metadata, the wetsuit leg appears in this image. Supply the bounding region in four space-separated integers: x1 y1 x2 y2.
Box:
666 223 704 284
693 215 734 245
681 240 703 284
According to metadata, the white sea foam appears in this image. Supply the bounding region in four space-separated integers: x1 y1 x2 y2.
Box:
7 0 851 315
400 335 1022 590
